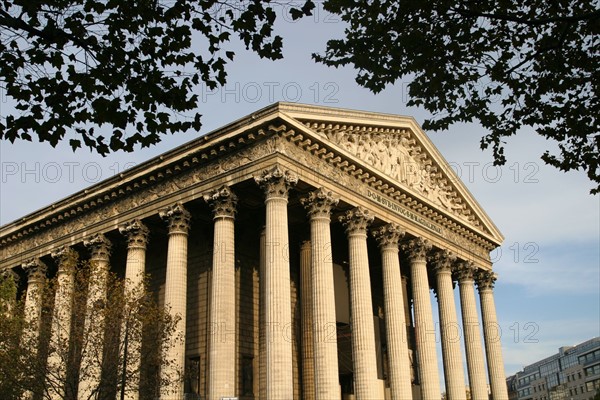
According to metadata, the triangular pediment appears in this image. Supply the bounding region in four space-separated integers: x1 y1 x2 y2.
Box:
276 103 503 244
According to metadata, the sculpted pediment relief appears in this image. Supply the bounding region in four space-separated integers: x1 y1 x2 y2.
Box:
298 120 485 232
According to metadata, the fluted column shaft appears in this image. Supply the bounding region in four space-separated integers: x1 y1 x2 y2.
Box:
431 251 466 400
302 188 340 399
47 248 78 400
119 220 150 400
20 259 46 400
79 234 112 400
205 186 237 400
22 258 47 350
477 271 508 400
403 238 440 400
255 166 297 399
340 207 378 399
456 263 488 400
300 241 315 400
160 203 191 400
259 228 267 399
373 224 412 400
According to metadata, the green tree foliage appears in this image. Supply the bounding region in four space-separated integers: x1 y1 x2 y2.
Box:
314 0 600 193
2 0 598 192
0 0 314 154
0 272 27 399
0 264 178 400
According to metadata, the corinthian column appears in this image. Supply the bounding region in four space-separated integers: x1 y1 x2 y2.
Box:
159 203 191 399
120 219 149 293
373 224 412 400
204 186 237 400
254 166 297 400
430 250 466 400
21 258 47 400
119 219 150 400
455 262 488 400
47 247 78 400
259 227 267 399
476 270 508 400
299 240 315 400
302 188 340 399
339 207 378 399
402 238 440 400
22 258 47 351
79 234 112 400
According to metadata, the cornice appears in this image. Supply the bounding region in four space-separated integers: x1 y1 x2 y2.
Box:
276 114 501 251
0 102 502 256
0 118 286 246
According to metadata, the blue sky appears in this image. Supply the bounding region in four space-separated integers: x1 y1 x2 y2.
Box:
1 4 598 379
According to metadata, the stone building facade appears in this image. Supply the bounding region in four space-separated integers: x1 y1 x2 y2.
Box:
0 103 508 399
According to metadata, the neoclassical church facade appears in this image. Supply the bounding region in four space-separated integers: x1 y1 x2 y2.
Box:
0 103 508 400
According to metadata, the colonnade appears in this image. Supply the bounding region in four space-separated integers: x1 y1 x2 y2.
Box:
3 166 507 400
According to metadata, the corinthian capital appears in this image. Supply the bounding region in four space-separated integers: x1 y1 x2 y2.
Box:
159 202 191 234
454 261 476 282
301 187 339 219
372 223 405 249
475 269 497 291
254 165 298 200
204 185 238 219
51 246 78 274
84 234 112 261
22 258 47 283
401 237 431 262
339 207 374 235
429 249 456 275
119 219 150 249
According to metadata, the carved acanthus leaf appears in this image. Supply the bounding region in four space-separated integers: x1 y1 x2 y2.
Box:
372 223 405 249
401 237 432 261
339 207 374 235
118 219 150 249
475 270 497 291
22 258 47 282
84 234 112 261
301 187 339 219
204 185 238 218
159 203 191 234
254 165 298 199
51 246 78 274
429 249 456 274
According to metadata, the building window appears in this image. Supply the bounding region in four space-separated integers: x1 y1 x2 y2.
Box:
586 379 600 392
585 364 600 376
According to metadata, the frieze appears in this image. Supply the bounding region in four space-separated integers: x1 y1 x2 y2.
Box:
365 189 443 235
280 137 491 261
281 137 361 193
0 136 281 262
1 129 491 266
